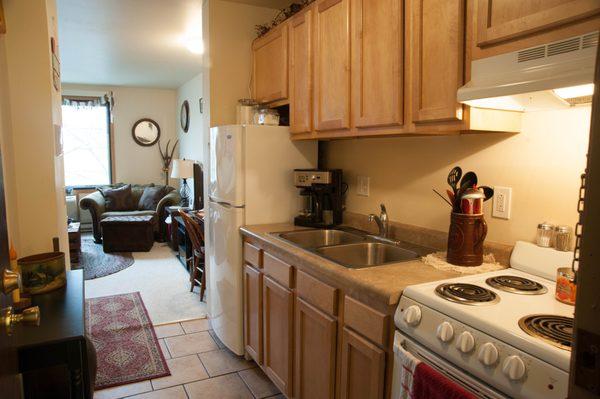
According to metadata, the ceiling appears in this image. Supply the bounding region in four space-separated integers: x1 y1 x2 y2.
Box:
57 0 205 89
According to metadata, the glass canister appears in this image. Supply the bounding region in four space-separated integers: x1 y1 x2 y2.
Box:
536 222 554 247
554 225 573 252
254 107 280 126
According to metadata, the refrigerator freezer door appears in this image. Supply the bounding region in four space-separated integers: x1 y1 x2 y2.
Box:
209 125 245 206
207 200 245 355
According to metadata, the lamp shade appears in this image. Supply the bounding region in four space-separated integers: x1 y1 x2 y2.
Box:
171 159 194 179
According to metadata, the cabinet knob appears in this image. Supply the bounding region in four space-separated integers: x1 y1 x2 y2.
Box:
1 306 41 328
1 269 20 295
403 305 422 326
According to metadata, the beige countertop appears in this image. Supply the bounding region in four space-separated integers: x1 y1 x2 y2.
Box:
240 223 459 310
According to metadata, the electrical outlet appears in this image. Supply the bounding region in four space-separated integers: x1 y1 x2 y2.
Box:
357 176 370 197
493 186 512 219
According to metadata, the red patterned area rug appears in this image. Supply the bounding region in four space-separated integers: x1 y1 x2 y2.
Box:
85 292 170 390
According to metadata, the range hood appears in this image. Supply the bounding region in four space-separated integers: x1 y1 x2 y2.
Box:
458 32 598 112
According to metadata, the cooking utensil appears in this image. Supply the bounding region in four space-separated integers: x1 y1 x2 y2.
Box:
433 189 453 207
461 187 485 214
479 186 494 202
446 189 455 204
459 171 478 191
447 167 462 194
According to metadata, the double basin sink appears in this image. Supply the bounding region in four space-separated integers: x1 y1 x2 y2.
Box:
273 229 432 269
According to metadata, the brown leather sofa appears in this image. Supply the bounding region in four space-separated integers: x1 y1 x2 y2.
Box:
80 183 180 243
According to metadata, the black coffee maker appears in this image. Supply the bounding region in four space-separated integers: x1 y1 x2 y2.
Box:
294 169 343 228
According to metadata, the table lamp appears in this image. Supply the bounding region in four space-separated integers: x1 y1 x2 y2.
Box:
171 159 194 207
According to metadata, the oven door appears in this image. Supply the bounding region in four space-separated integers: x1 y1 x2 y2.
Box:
392 331 508 399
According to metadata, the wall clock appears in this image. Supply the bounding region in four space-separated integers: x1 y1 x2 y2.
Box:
180 100 190 133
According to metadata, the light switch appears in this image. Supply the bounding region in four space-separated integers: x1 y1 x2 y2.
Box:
493 186 512 219
357 176 370 197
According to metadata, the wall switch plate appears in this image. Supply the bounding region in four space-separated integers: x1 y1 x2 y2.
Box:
357 176 370 197
493 186 512 219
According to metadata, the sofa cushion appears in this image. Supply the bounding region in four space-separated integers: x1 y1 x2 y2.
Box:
98 184 135 211
138 185 167 211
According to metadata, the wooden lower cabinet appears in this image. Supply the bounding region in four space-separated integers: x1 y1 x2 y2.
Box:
263 275 294 396
243 264 263 363
339 327 386 399
295 297 337 399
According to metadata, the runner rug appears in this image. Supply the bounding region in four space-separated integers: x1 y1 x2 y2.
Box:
85 292 170 390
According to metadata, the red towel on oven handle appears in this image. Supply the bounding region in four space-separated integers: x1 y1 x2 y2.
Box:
412 362 477 399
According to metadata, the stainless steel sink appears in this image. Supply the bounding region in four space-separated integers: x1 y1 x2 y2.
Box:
315 242 419 269
276 229 365 248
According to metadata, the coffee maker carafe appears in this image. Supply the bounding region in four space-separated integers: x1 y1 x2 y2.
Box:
294 169 343 228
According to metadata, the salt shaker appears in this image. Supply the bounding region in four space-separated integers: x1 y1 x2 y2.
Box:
536 222 554 247
554 225 573 252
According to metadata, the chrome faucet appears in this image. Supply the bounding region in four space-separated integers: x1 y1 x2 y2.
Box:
368 204 389 238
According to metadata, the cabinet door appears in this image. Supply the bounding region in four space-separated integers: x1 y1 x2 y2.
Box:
314 0 351 132
290 8 313 135
243 264 262 363
351 0 403 129
263 275 294 396
339 327 385 399
410 0 464 123
253 24 289 103
295 297 336 399
477 0 600 47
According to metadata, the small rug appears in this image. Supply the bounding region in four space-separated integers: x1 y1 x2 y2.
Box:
85 292 170 390
74 235 134 280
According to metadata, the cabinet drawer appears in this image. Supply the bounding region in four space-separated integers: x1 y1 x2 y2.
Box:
343 296 389 347
264 252 294 288
244 242 263 268
296 270 338 315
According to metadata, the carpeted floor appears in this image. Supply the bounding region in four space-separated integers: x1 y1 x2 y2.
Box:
86 292 170 389
84 241 207 325
74 235 135 280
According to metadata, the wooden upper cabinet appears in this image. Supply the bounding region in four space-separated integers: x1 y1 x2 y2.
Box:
290 7 314 135
295 297 337 399
253 24 289 104
409 0 465 124
476 0 600 48
351 0 404 129
243 264 263 364
314 0 351 132
263 275 294 397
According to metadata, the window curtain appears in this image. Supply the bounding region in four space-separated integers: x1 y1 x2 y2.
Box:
62 92 115 121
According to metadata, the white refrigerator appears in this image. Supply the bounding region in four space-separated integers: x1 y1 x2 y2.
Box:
207 125 317 355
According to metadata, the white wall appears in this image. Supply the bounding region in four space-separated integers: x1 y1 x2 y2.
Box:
62 84 178 186
324 106 591 245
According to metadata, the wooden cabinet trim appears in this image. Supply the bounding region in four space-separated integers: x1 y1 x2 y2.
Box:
290 7 314 134
296 269 338 315
410 0 465 124
263 252 294 288
351 0 404 129
343 296 389 347
340 327 386 399
263 275 294 396
477 0 600 47
319 0 343 12
243 264 263 363
295 297 337 399
243 242 263 268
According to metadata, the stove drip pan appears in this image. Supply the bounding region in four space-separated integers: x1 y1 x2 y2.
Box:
486 275 548 295
518 314 573 351
434 283 500 305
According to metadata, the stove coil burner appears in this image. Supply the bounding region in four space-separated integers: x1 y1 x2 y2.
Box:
435 283 500 305
486 275 548 295
519 314 573 351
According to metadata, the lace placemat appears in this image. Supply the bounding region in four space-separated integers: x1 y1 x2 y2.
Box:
422 252 507 275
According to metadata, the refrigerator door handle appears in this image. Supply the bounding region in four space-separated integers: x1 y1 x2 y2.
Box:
209 198 245 209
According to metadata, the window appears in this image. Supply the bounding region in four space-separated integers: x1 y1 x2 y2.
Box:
61 98 112 187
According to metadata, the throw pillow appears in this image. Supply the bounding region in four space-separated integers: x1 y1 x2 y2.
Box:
98 184 134 211
138 185 167 210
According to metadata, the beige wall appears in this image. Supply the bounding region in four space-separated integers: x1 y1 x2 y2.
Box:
324 106 591 245
0 0 69 259
62 84 178 187
206 0 278 127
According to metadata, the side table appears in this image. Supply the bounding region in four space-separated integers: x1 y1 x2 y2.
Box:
68 222 81 263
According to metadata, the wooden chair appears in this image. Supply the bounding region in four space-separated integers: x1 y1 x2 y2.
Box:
179 210 206 301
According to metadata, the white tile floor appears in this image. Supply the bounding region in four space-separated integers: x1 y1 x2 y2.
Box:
94 318 283 399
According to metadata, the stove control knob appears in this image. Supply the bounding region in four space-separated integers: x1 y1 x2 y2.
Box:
455 331 475 353
436 322 454 343
502 356 526 381
403 306 422 326
478 343 499 367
